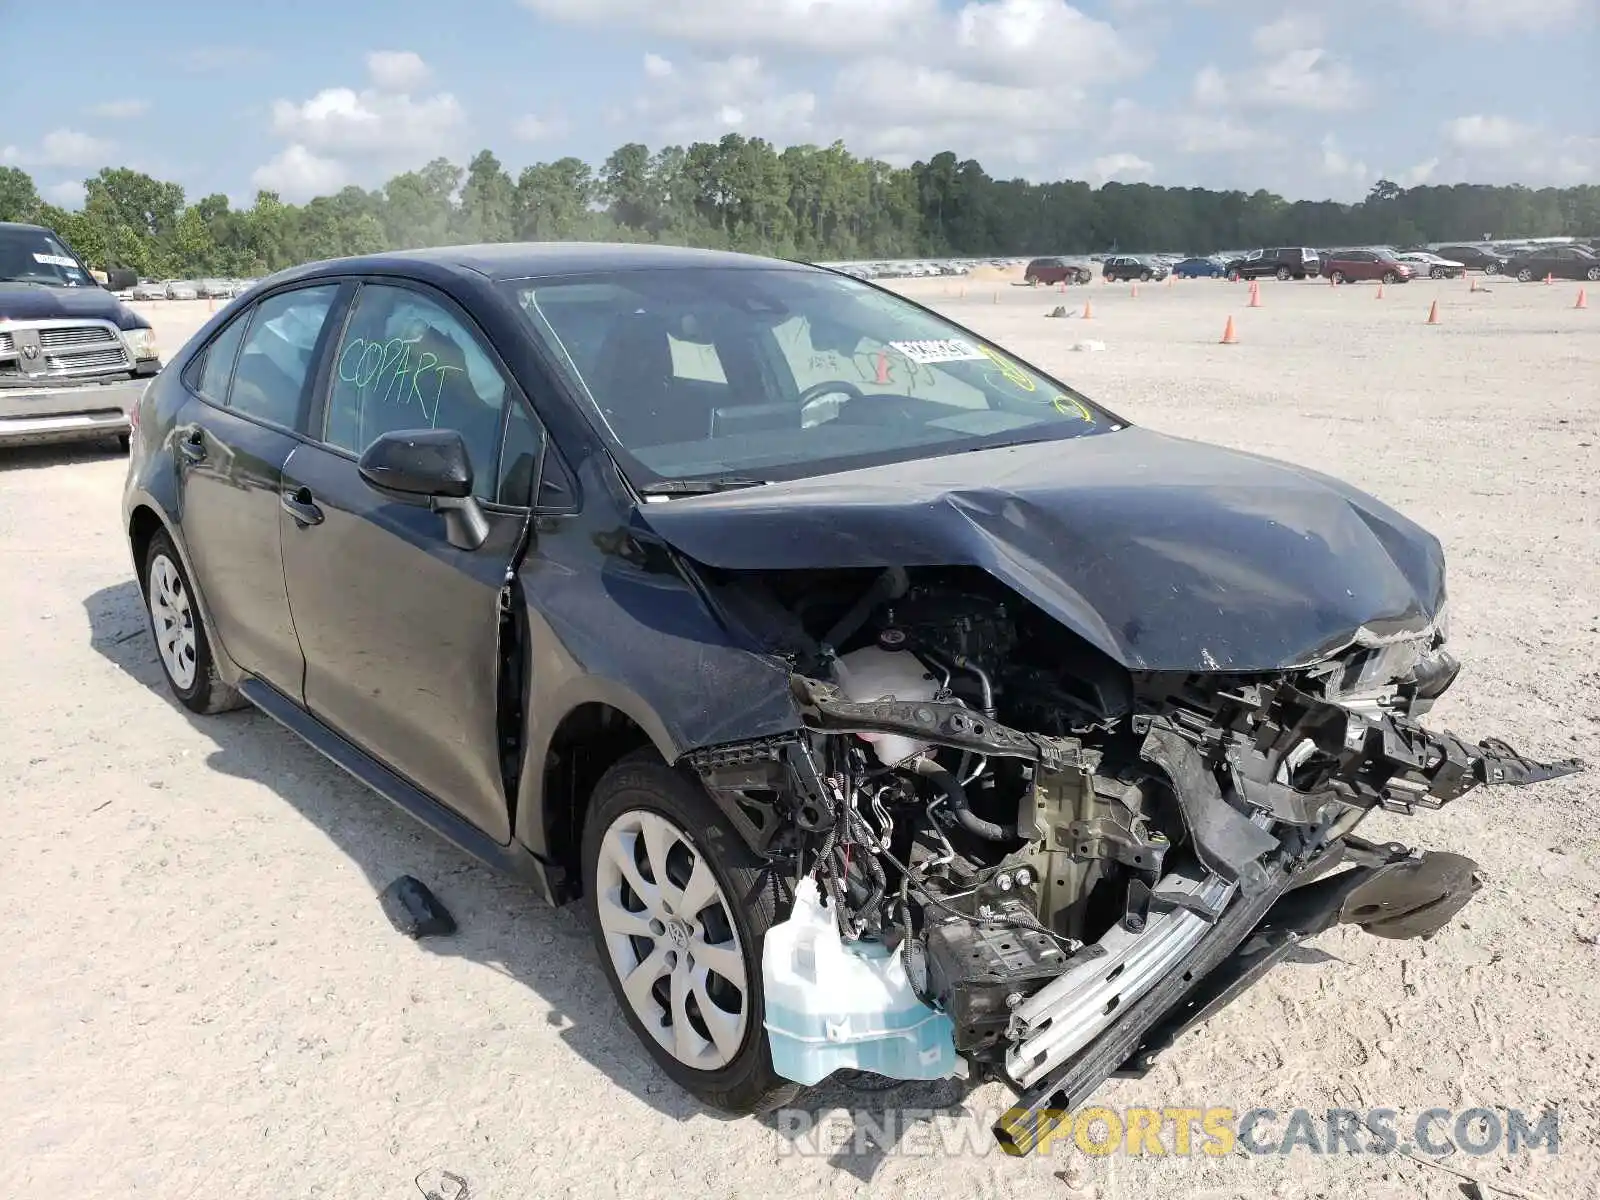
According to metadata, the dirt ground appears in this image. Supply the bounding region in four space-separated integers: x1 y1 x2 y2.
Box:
4 276 1597 1199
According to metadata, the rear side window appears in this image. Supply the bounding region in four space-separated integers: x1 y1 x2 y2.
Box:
195 313 248 403
230 286 339 430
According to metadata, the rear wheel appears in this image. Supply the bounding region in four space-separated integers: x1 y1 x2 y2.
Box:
1586 266 1600 282
1139 270 1151 283
1430 267 1444 280
142 530 241 714
1331 270 1345 285
1517 267 1533 282
583 755 798 1115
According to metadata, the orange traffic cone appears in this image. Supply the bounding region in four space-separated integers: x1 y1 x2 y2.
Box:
1469 276 1478 292
1545 273 1554 285
1081 299 1094 319
1376 282 1385 300
1166 273 1175 288
1058 281 1066 293
1220 315 1239 344
1426 300 1440 325
1577 288 1589 310
1247 282 1261 308
1131 281 1140 298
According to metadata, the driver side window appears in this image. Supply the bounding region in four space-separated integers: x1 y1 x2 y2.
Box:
323 284 507 500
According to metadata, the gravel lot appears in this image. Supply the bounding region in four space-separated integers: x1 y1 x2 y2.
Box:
4 276 1597 1199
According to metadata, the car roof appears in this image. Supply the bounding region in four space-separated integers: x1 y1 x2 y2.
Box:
269 241 815 287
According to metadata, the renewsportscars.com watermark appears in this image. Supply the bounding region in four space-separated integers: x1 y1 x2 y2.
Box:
773 1104 1561 1159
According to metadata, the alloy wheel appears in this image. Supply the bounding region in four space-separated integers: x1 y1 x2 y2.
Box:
148 553 198 690
594 809 749 1070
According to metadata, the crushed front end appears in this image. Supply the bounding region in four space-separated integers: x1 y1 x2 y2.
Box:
683 569 1582 1155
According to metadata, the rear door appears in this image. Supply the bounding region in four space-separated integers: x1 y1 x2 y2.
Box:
277 279 534 842
173 284 343 695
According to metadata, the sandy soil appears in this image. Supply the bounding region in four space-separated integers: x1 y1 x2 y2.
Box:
4 277 1597 1199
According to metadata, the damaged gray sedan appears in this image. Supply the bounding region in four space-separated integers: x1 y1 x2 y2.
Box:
122 244 1581 1155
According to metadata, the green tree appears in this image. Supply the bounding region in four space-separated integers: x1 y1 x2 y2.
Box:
0 166 41 223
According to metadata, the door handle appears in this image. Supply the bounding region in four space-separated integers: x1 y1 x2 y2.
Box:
178 427 206 462
280 486 325 527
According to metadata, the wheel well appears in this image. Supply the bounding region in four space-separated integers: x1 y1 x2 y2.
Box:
542 703 654 899
127 505 163 590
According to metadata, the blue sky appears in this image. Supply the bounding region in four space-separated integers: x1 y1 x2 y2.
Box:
3 0 1595 208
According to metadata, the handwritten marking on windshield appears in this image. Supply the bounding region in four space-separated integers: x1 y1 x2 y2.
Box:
337 335 463 426
977 345 1037 393
1051 393 1094 422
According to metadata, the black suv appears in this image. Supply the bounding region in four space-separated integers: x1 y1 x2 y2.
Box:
1100 255 1169 282
1225 247 1321 281
120 242 1579 1153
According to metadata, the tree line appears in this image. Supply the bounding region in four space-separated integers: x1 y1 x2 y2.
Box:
2 138 1596 279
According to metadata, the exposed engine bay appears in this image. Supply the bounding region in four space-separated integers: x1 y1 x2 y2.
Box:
686 565 1582 1154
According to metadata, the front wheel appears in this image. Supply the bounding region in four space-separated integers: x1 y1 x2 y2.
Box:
1382 271 1398 285
1139 271 1151 283
1586 266 1600 281
584 755 799 1115
1484 263 1499 276
1517 267 1534 282
1430 267 1444 280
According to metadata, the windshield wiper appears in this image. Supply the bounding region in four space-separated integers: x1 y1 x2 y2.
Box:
639 475 767 496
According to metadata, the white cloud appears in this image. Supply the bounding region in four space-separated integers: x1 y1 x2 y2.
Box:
521 0 937 52
1091 152 1153 183
1319 134 1369 184
1397 157 1439 186
636 54 818 144
251 145 350 199
1251 12 1323 55
269 87 465 156
1195 47 1360 112
955 0 1137 84
87 99 149 120
1 128 113 169
512 114 568 141
1444 114 1533 150
366 50 432 92
1406 0 1586 35
43 179 88 208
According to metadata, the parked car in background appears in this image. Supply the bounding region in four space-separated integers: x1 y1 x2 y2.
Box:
1024 257 1094 285
1433 245 1507 274
0 220 160 449
1226 247 1321 281
131 280 167 301
1395 251 1465 280
120 241 1579 1151
1321 249 1414 285
1505 245 1600 282
1101 254 1169 282
1172 256 1230 279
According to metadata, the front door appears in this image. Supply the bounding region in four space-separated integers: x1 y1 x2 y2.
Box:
176 284 342 695
277 280 530 841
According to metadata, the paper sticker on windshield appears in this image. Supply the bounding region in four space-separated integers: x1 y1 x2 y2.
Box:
888 338 987 364
33 253 78 268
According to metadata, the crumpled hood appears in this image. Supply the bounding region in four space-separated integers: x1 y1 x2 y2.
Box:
0 283 146 330
633 426 1447 673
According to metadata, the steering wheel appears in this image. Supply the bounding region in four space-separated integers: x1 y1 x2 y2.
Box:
797 379 867 427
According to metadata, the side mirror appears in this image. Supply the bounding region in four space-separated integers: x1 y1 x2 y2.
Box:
358 429 488 551
107 268 138 291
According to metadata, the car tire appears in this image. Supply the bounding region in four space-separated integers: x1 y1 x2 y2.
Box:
583 753 800 1116
142 529 242 715
1484 263 1499 276
116 433 131 453
1383 271 1398 285
1587 266 1600 282
1139 271 1151 283
1276 267 1291 281
1331 270 1345 285
1517 267 1533 282
1430 267 1444 280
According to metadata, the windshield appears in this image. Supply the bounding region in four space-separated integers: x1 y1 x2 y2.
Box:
506 266 1114 486
0 227 97 288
